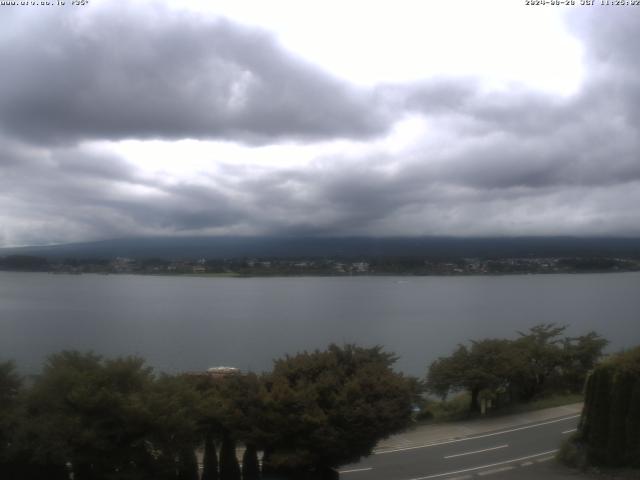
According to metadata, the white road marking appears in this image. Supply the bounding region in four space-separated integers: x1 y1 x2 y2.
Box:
339 467 373 474
375 415 579 455
407 449 558 480
562 428 577 434
520 461 533 466
477 466 514 476
444 444 508 459
536 456 555 463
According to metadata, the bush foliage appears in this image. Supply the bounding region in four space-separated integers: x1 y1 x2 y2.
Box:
0 345 415 480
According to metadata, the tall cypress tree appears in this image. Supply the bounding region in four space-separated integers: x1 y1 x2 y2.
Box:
219 434 241 480
242 444 260 480
625 381 640 467
260 448 274 477
177 448 199 480
606 371 634 465
590 366 613 463
202 433 219 480
579 371 596 437
579 346 640 467
73 462 94 480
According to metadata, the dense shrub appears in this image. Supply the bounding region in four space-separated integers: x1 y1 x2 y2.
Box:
577 346 640 467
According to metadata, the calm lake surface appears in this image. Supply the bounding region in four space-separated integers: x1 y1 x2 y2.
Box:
1 272 639 376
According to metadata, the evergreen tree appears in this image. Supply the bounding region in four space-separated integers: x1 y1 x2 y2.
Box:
587 365 613 463
177 447 199 480
606 370 634 465
0 362 22 480
578 346 640 467
242 444 260 480
260 448 275 477
202 432 219 480
219 434 241 480
625 380 640 467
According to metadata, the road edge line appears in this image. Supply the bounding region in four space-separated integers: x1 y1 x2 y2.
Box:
407 449 558 480
375 415 579 455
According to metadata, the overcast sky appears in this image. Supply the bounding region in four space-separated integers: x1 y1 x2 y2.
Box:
1 0 639 247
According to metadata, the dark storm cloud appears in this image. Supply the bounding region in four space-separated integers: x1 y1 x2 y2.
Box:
0 4 388 145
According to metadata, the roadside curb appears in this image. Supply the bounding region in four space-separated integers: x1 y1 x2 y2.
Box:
373 403 583 454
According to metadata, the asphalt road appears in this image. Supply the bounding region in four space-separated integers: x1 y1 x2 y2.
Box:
339 414 580 480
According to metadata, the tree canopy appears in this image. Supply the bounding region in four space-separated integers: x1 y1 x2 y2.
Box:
426 324 608 412
261 344 415 472
1 351 203 480
0 344 415 479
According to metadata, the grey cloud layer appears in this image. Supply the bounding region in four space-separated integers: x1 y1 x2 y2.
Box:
0 142 251 244
0 5 387 144
1 6 640 245
387 9 640 191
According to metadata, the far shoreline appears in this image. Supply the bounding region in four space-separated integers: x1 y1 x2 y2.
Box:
2 269 640 279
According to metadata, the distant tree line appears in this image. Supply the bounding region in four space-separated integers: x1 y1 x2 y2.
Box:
0 255 49 271
0 345 416 480
2 254 639 276
425 324 608 413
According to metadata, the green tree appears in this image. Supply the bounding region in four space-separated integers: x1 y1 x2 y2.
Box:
191 371 264 479
426 345 469 400
577 346 640 467
144 374 203 479
242 444 260 480
0 361 20 407
176 447 199 480
0 361 24 480
24 352 159 479
215 373 266 446
201 432 219 480
561 332 608 392
426 325 608 411
511 324 567 400
261 344 414 473
9 351 203 480
219 434 241 480
426 339 516 412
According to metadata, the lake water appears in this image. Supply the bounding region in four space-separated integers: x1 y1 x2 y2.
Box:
1 272 639 377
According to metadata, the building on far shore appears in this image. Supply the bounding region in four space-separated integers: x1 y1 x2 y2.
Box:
184 366 242 380
206 366 241 378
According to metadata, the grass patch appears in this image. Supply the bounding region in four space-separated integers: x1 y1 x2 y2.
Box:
557 433 588 469
496 393 584 416
414 392 583 425
415 392 472 423
557 434 640 479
